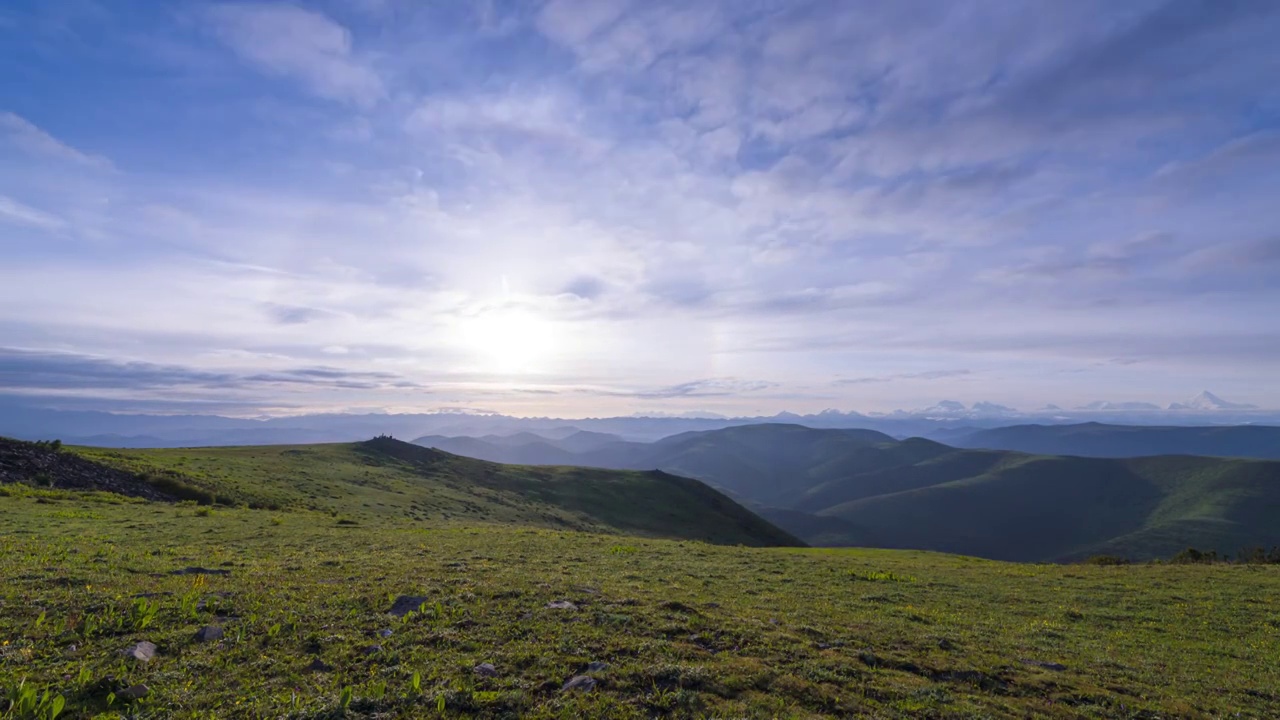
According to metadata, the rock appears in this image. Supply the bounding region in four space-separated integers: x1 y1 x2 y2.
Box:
586 661 609 672
377 628 393 638
362 645 382 655
171 567 231 576
118 684 150 701
474 662 498 677
388 595 429 618
1021 659 1067 672
194 626 223 643
545 600 577 610
306 658 333 673
123 641 156 663
561 675 596 692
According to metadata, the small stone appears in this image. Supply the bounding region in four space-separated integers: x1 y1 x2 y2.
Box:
377 628 393 638
474 662 498 677
545 600 577 610
194 626 224 643
118 684 150 700
586 661 609 672
123 641 156 663
362 644 382 655
1021 659 1067 672
561 675 596 692
388 595 429 618
306 658 333 673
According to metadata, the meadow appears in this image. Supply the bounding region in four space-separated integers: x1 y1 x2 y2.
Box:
3 486 1279 719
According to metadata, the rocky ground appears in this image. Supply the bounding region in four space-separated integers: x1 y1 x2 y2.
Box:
0 437 175 500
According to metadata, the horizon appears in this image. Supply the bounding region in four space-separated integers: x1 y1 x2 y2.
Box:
3 1 1280 417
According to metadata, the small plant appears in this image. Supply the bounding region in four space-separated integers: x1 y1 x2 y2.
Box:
411 671 421 693
609 545 638 555
4 679 66 720
129 598 160 631
338 685 354 711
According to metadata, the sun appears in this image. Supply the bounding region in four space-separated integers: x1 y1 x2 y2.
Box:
461 308 557 374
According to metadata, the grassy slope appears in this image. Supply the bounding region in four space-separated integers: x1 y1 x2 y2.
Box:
804 454 1280 561
2 493 1279 719
68 438 800 548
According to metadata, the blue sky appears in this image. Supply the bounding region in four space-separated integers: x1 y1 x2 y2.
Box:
1 0 1278 416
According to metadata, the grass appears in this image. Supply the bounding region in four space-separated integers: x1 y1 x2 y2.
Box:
69 438 799 547
2 491 1279 718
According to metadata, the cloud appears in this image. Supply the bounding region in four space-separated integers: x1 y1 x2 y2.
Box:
261 303 336 325
835 370 973 386
204 3 384 107
0 348 423 394
586 378 778 400
0 195 64 230
0 112 113 169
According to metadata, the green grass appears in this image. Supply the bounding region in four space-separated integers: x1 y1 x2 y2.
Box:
69 438 799 548
1 494 1278 718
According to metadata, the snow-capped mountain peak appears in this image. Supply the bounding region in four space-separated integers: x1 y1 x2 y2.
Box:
1173 391 1257 411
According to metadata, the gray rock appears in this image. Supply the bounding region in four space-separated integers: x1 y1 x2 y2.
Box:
388 595 429 618
474 662 498 677
118 684 150 701
362 644 382 655
1021 659 1067 672
586 661 609 672
306 658 333 673
194 626 223 643
377 628 393 638
561 675 596 692
545 600 577 610
123 641 156 663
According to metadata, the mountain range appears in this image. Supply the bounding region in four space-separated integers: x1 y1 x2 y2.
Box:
0 390 1273 448
413 423 1280 562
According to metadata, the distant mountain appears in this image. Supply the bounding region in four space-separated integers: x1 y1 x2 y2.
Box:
946 422 1280 460
3 395 1276 449
414 423 1280 562
1169 391 1258 411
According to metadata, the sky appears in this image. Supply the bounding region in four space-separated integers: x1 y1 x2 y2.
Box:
1 0 1279 417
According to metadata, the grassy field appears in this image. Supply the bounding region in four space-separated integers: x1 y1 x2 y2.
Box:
68 438 799 547
2 488 1279 719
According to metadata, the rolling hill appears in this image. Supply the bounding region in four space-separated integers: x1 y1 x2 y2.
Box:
416 424 1280 562
942 421 1280 459
2 436 801 548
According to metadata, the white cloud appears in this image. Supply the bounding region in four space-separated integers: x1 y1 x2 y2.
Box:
204 3 384 107
0 112 113 169
0 195 64 230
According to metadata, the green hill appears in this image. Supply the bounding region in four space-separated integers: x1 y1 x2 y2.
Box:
6 436 801 548
414 424 1280 562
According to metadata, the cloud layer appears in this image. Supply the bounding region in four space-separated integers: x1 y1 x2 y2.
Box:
1 0 1278 414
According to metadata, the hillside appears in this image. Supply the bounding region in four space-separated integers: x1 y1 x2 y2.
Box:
946 421 1280 459
2 436 801 548
416 424 1280 562
2 492 1278 718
